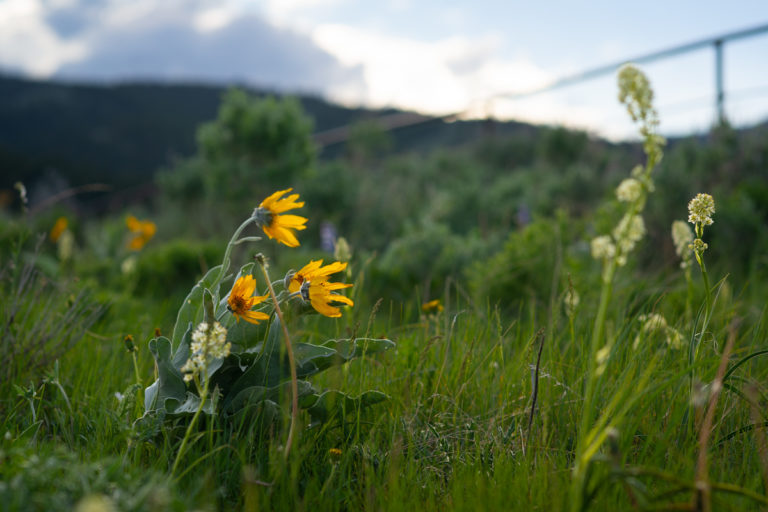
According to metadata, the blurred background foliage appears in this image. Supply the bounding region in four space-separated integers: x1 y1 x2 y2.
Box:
2 85 768 320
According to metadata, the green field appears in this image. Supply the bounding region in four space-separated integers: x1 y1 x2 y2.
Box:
2 65 768 511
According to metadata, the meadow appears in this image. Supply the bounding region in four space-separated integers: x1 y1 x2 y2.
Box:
2 65 768 511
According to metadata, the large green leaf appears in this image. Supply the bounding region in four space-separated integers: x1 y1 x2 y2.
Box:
144 336 187 413
219 320 281 411
218 333 394 410
169 391 215 416
224 380 315 415
171 265 223 352
170 322 193 371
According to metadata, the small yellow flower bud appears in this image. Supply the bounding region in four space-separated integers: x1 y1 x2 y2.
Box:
123 334 137 353
690 238 708 255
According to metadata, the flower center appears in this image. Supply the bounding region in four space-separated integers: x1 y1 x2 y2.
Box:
229 295 248 314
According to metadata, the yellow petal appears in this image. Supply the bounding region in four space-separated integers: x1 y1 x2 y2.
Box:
259 188 291 209
298 260 324 275
275 214 308 229
272 226 300 247
142 221 157 238
270 194 305 214
329 295 354 306
310 297 341 318
128 216 144 232
242 310 270 324
317 261 346 277
323 282 353 291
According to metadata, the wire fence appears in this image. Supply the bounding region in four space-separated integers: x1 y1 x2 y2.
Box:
314 22 768 145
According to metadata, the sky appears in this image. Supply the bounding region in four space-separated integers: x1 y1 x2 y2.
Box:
1 0 767 139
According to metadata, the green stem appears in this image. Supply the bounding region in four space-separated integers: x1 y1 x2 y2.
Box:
214 217 255 291
257 259 299 461
581 261 615 440
684 266 694 324
171 377 209 477
699 257 712 326
571 261 615 511
131 351 142 386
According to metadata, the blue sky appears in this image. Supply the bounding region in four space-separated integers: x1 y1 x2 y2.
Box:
1 0 766 139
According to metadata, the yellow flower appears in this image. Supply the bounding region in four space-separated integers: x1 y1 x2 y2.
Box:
289 259 353 317
288 260 348 294
227 275 270 324
307 280 354 318
257 188 307 247
421 299 444 313
126 215 157 251
50 216 68 242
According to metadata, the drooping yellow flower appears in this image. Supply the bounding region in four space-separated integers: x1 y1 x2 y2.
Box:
288 260 348 294
256 188 307 247
126 215 157 251
421 299 444 313
227 275 270 324
307 280 354 318
289 259 353 317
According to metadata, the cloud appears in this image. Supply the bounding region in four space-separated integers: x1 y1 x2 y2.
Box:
311 23 553 117
56 12 362 95
0 0 363 97
0 0 88 77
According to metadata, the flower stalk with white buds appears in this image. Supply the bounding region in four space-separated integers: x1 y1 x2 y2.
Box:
574 64 666 512
172 321 230 476
687 193 716 323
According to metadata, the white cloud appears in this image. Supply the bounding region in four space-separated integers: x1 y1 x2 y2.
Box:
311 23 554 117
193 6 237 33
0 0 87 77
261 0 347 30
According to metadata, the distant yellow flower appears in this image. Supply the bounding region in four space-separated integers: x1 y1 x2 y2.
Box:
307 280 354 318
227 275 270 324
50 216 68 242
126 215 157 251
329 448 342 461
256 188 307 247
421 299 444 313
288 260 347 294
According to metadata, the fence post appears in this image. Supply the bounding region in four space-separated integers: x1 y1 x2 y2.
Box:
714 39 725 125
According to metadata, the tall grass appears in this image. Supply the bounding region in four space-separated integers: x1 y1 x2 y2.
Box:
2 254 767 510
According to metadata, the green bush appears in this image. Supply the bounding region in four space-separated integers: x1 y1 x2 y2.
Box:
131 239 223 301
468 214 581 311
371 221 492 301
